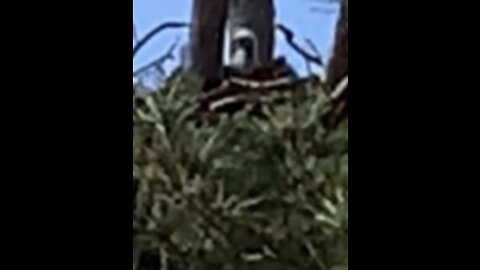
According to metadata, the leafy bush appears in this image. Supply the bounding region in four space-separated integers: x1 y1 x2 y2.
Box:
133 74 348 270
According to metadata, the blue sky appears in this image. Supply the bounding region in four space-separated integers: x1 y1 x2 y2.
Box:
133 0 339 77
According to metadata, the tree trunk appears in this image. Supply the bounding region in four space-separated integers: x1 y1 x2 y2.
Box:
227 0 275 66
326 0 348 90
323 0 348 127
189 0 228 79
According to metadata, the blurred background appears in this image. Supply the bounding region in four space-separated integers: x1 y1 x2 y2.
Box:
133 0 341 90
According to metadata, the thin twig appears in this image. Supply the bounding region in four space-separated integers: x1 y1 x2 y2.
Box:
133 21 189 58
304 38 321 75
305 38 321 59
133 40 180 77
276 23 324 67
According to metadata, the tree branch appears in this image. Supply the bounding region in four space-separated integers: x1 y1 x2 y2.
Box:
304 38 322 75
133 21 189 58
133 40 179 77
276 23 324 67
305 38 321 59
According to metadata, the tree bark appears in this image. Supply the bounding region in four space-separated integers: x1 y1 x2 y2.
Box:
326 0 348 90
227 0 275 66
189 0 228 79
323 0 348 127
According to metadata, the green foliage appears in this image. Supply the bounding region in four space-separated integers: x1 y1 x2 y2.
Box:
133 73 348 270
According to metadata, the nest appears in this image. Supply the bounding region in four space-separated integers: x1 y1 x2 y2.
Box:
196 57 321 115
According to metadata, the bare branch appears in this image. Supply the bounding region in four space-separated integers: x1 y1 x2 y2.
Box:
133 40 179 77
276 24 324 67
305 38 321 58
133 21 189 58
304 38 321 75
